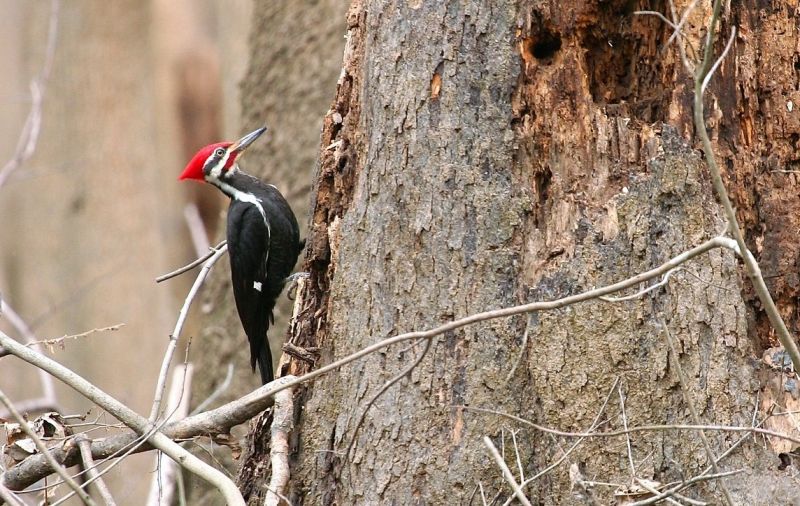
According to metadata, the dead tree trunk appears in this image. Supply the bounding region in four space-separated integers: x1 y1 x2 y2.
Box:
238 0 800 504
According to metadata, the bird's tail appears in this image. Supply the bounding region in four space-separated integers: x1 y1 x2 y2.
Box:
254 339 273 385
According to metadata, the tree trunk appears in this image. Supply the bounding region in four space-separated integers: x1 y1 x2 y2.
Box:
237 0 800 504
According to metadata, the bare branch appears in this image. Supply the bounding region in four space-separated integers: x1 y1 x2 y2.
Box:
633 10 678 29
510 429 525 485
190 362 235 415
0 331 245 505
183 203 211 257
156 241 226 283
262 235 737 406
633 478 685 506
0 300 57 420
0 387 95 505
664 0 693 72
3 375 298 490
478 482 488 506
665 0 700 55
701 27 736 94
146 365 193 506
265 388 294 506
0 483 24 506
0 0 60 189
149 244 227 421
483 436 532 506
76 436 117 506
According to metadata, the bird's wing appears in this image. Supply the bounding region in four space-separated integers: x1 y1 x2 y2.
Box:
227 200 274 382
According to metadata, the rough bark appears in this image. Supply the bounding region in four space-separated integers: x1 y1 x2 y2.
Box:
233 0 800 504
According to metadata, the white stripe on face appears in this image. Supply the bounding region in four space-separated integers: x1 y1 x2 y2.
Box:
208 150 231 180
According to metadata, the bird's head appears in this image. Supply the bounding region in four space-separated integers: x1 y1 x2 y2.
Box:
179 126 267 183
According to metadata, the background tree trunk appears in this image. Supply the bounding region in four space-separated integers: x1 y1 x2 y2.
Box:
236 0 800 504
0 0 247 500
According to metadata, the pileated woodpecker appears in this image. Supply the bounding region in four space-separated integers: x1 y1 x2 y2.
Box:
179 126 302 384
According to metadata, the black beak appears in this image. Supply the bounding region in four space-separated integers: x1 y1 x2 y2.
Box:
230 126 267 154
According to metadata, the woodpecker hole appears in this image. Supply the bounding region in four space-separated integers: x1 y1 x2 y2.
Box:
520 30 562 66
532 32 561 60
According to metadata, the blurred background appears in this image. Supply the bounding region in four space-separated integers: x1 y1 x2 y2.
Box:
0 0 345 501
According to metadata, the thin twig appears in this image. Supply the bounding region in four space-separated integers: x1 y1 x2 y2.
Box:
633 10 677 29
346 338 432 457
504 378 620 505
634 478 685 506
34 412 177 502
0 483 24 506
0 331 245 505
701 27 736 94
28 324 125 351
665 0 700 53
642 412 770 506
183 203 210 257
483 436 532 506
504 313 532 383
600 268 679 302
149 244 227 421
146 365 194 506
0 388 95 506
0 300 57 416
259 236 737 408
461 405 800 446
661 319 734 506
76 436 117 506
617 383 637 479
628 470 742 506
510 429 525 484
156 241 227 283
665 0 693 72
190 362 235 415
0 0 60 189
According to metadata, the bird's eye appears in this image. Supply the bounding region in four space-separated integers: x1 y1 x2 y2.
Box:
214 148 226 157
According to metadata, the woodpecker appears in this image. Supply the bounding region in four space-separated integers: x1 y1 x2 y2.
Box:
179 126 302 384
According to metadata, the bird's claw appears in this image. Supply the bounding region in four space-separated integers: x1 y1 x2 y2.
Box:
286 272 310 300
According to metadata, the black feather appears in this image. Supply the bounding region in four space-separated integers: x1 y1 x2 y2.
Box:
224 173 300 384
